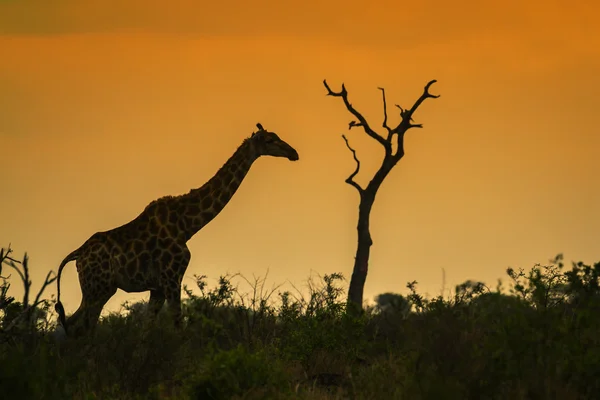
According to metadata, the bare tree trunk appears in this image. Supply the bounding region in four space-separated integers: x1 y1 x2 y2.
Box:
323 79 439 311
348 191 374 308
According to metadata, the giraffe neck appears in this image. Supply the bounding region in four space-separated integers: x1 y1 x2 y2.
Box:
177 139 258 241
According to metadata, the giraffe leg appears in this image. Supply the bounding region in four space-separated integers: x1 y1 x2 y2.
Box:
151 243 191 328
160 245 190 328
165 283 183 328
68 257 117 337
82 291 116 334
65 302 86 335
148 289 166 318
65 292 114 338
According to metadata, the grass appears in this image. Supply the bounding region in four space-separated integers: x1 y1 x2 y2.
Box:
1 251 600 399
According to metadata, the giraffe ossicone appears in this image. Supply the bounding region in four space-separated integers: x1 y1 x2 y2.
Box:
54 123 299 337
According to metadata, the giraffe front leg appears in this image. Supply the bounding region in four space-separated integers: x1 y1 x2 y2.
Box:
162 245 190 328
148 289 166 318
165 284 183 328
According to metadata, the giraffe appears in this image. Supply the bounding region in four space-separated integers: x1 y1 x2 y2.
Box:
54 123 299 337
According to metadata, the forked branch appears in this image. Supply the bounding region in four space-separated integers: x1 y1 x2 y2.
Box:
395 104 413 122
323 80 391 152
396 80 440 131
341 134 363 194
31 270 57 310
1 246 26 298
1 245 57 332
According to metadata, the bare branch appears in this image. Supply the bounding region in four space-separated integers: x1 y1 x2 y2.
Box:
0 245 58 333
31 270 57 314
396 80 440 132
378 87 393 139
4 270 58 333
341 134 364 194
5 256 19 263
348 121 363 130
22 253 30 307
395 104 413 122
324 79 391 152
1 245 21 266
3 259 26 288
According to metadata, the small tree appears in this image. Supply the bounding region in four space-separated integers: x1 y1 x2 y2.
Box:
0 245 57 333
323 79 439 310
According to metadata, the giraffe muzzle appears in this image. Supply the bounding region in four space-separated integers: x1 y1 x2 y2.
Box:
288 149 299 161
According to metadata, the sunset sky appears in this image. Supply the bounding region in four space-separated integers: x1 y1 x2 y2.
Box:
1 0 599 315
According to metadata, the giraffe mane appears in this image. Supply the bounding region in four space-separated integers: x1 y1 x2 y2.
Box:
144 135 255 210
145 195 176 209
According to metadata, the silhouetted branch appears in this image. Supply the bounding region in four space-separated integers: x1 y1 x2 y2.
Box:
323 80 391 153
4 269 57 332
377 87 393 138
395 104 412 122
396 80 440 131
0 245 57 333
1 248 26 294
1 245 21 267
341 135 363 194
31 270 57 310
0 247 4 279
348 121 362 130
22 254 30 307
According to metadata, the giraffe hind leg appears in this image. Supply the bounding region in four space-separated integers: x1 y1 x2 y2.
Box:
66 254 118 337
69 272 117 337
66 288 116 337
85 290 117 333
64 304 86 336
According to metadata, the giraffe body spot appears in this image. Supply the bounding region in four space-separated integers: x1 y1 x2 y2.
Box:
201 196 212 209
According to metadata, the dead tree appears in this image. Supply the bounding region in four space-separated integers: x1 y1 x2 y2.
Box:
323 79 439 310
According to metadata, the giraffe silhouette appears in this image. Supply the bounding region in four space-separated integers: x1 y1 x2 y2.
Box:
55 123 299 337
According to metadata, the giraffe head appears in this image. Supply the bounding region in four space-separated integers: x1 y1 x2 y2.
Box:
249 123 299 161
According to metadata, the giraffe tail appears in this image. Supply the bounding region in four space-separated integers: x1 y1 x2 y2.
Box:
55 248 80 334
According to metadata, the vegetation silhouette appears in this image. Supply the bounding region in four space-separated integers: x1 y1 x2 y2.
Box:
1 79 597 399
2 244 600 399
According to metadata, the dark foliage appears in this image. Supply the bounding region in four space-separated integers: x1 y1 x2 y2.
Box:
1 250 600 399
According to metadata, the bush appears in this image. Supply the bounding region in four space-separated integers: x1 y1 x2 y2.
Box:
186 345 290 400
1 250 600 399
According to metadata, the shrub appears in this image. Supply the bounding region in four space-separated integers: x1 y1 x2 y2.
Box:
1 250 600 399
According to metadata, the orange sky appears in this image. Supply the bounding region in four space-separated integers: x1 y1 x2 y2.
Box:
1 0 599 314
